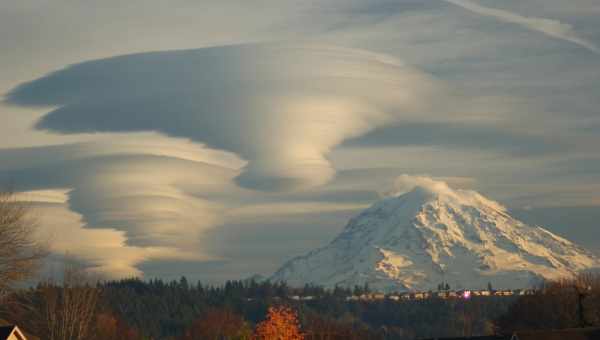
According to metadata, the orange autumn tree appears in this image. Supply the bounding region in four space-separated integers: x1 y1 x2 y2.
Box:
254 306 304 340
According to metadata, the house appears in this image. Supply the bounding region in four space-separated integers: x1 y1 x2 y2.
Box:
498 290 514 296
0 320 38 340
0 325 27 340
414 292 426 299
371 293 386 300
510 328 600 340
437 291 450 299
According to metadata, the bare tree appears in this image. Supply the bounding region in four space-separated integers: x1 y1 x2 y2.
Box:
40 262 101 340
497 272 600 333
0 191 46 300
5 262 102 340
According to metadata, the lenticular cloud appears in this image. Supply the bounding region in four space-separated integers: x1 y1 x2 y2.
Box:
7 44 439 191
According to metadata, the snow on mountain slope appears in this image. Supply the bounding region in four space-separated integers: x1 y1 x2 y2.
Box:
271 178 599 292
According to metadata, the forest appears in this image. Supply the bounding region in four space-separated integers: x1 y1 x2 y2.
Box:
2 275 512 339
3 273 600 340
2 272 598 340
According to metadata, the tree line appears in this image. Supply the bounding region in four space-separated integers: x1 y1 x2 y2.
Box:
3 275 519 339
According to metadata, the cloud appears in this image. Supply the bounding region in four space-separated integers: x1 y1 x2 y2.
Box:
1 135 396 279
0 0 599 282
343 122 565 156
16 189 198 278
443 0 600 54
6 43 440 192
384 174 454 197
0 135 243 277
383 174 508 212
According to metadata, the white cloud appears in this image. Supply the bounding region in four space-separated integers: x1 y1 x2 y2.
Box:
20 189 206 279
0 136 243 278
443 0 600 54
384 174 454 197
7 43 441 192
383 174 508 212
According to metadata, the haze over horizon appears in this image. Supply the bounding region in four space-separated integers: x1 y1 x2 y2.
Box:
1 0 599 284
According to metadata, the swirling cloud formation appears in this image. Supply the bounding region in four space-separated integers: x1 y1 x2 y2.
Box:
0 134 244 277
7 44 439 191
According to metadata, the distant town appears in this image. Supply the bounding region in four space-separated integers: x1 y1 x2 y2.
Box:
279 288 536 302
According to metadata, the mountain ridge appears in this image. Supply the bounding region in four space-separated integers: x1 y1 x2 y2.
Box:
271 180 599 292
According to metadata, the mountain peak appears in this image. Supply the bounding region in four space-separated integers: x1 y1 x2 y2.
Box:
384 180 507 218
272 177 599 292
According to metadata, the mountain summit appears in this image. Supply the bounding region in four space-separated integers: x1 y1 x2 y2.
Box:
271 179 599 292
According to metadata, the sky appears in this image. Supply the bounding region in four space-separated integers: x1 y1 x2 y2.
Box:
1 0 599 283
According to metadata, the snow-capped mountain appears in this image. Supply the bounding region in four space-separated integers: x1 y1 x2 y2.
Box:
271 180 599 292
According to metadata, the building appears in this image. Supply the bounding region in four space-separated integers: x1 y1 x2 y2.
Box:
0 325 28 340
414 292 426 299
495 290 514 296
437 291 450 299
0 320 38 340
371 293 386 300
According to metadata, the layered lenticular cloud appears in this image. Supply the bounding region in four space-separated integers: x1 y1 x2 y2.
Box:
7 44 440 191
17 189 189 278
0 134 243 276
2 43 445 277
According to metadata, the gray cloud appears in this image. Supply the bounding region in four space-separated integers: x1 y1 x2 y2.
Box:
196 209 360 283
512 206 600 255
343 122 566 156
6 43 441 192
546 158 600 177
443 0 600 54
